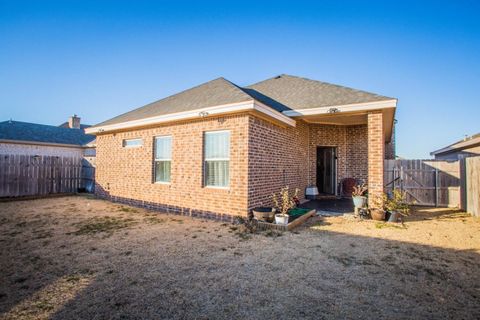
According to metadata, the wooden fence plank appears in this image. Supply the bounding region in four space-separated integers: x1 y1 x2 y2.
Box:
385 159 460 207
466 157 480 217
0 154 94 198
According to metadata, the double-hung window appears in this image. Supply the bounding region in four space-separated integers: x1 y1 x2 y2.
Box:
204 131 230 187
154 136 172 183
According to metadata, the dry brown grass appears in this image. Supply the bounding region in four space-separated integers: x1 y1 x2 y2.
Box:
0 195 479 319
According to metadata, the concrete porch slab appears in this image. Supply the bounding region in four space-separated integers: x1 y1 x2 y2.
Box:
300 198 354 216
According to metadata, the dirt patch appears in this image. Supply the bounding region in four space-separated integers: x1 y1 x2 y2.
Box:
0 196 479 319
69 216 137 237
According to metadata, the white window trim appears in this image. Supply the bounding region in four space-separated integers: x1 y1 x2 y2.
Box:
154 135 172 183
204 130 230 188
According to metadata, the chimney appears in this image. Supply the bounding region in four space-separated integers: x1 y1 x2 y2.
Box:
68 114 81 129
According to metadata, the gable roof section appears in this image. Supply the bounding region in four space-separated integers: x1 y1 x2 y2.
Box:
0 120 95 146
244 74 395 113
431 133 480 156
87 74 396 134
95 77 255 127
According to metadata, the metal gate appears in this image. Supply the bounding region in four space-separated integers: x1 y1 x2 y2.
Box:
384 160 460 207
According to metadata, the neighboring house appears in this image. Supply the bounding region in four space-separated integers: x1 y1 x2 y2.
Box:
86 74 397 219
431 133 480 160
0 115 96 159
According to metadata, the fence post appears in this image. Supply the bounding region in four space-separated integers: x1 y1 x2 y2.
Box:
434 168 439 207
400 166 404 192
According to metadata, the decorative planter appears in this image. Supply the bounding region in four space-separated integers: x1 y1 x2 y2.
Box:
275 214 289 225
352 196 367 208
387 211 400 223
252 207 275 222
370 209 385 221
255 209 316 232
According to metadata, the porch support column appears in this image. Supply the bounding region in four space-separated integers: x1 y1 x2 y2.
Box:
367 111 385 208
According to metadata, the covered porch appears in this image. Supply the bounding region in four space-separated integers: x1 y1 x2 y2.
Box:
283 103 395 209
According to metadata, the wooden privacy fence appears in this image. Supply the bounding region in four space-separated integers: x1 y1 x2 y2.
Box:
0 154 91 198
466 157 480 217
384 159 460 207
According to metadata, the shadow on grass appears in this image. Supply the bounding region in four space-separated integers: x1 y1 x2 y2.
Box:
404 206 470 222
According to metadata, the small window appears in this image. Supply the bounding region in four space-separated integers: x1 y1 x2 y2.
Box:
204 131 230 187
154 136 172 183
123 138 143 148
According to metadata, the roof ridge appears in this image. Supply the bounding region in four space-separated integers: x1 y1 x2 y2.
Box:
217 77 256 101
94 77 253 127
247 74 394 100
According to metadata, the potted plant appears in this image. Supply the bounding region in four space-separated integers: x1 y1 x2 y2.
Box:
252 207 276 222
369 193 386 221
352 184 367 208
272 186 299 225
385 189 410 222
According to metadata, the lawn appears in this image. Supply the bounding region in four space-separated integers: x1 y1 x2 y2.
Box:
0 195 479 319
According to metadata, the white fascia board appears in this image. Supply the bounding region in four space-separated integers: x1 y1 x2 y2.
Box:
86 100 296 134
282 99 397 117
0 139 84 149
253 101 296 127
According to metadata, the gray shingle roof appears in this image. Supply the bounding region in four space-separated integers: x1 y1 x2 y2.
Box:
244 74 394 112
0 120 95 146
95 77 254 127
92 74 395 128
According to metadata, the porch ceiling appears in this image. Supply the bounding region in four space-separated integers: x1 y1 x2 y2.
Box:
293 108 395 142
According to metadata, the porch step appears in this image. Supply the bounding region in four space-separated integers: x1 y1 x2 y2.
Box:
315 195 340 200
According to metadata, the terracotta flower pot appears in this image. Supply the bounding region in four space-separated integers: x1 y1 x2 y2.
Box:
370 209 385 221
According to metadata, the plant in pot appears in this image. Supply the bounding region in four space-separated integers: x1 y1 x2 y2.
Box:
352 184 368 208
369 193 387 221
272 186 299 225
385 189 410 222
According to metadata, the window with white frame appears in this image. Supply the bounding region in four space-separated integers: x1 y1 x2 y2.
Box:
154 136 172 183
123 138 143 148
204 131 230 187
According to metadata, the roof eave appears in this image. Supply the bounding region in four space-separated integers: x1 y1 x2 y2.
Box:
85 100 296 134
0 139 87 149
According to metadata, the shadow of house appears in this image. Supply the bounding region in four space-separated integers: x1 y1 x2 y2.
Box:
47 229 480 319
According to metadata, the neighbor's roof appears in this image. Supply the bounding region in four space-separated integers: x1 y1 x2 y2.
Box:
431 133 480 156
95 77 254 127
244 74 394 112
91 74 395 128
0 120 95 146
58 122 92 130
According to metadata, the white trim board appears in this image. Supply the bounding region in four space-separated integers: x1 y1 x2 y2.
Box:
282 99 397 117
86 100 296 134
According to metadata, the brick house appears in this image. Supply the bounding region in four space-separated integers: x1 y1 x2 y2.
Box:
86 75 397 220
0 115 96 159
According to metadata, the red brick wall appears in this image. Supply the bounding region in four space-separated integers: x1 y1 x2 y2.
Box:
95 112 385 217
367 111 385 208
247 117 309 210
308 124 368 187
95 114 249 218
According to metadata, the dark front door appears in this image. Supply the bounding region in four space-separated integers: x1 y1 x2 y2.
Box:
316 147 337 195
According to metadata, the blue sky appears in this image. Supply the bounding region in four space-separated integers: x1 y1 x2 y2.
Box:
1 0 479 158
